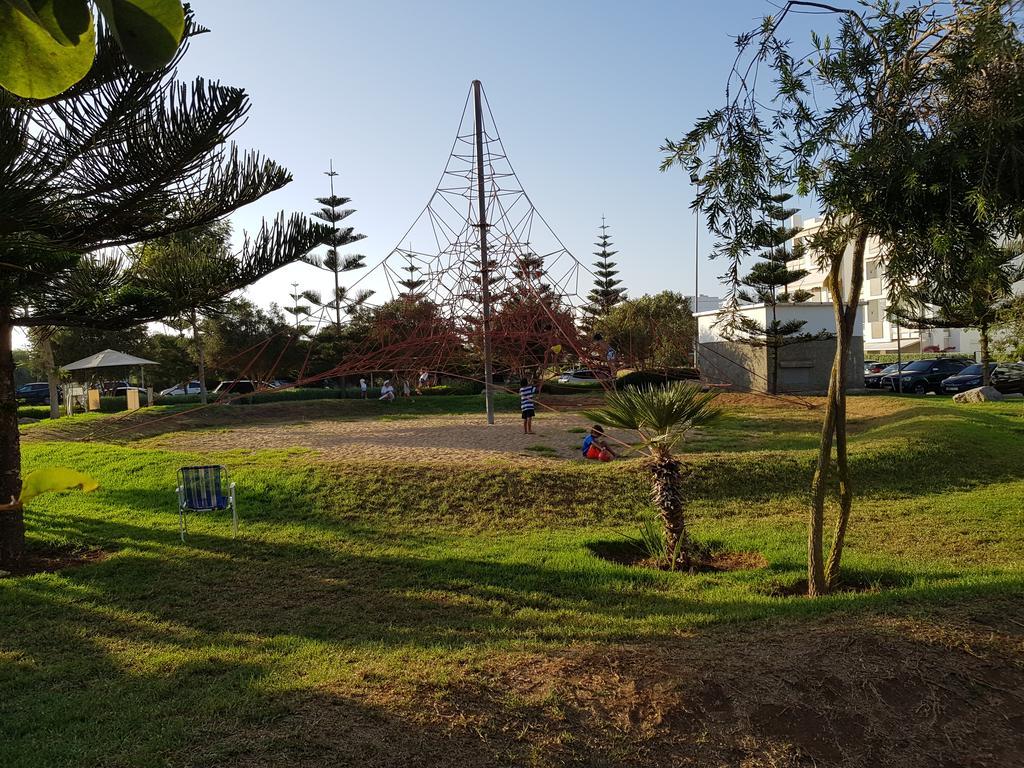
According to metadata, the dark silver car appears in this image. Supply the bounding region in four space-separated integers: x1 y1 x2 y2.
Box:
941 363 1024 395
15 382 61 405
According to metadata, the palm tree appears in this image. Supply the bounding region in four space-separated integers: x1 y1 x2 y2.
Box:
582 383 721 570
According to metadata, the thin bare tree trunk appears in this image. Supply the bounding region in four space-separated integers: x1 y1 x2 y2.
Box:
807 362 837 596
39 334 60 420
807 272 842 594
826 362 851 588
191 309 208 405
824 230 866 591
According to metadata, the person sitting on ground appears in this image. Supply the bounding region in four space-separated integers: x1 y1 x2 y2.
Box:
519 377 537 434
379 380 395 402
582 424 615 461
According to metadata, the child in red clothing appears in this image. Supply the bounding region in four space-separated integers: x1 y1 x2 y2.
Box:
581 424 616 461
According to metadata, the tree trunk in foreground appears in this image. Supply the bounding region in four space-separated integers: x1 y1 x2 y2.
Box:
191 310 208 405
0 316 25 568
649 447 691 570
980 324 991 388
808 230 866 596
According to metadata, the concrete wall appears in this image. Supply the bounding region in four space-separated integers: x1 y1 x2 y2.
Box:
696 302 862 344
699 337 863 394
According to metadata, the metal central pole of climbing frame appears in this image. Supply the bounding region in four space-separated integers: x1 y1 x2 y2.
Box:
473 80 495 425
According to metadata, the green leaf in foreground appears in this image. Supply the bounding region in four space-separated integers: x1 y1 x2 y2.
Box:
19 467 99 503
94 0 185 71
0 0 95 98
22 0 92 46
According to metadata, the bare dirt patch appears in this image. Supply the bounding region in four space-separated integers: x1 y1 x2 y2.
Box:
1 545 108 578
143 411 638 465
588 539 768 572
208 602 1024 767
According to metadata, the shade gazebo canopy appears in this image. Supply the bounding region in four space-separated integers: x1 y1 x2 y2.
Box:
62 349 158 371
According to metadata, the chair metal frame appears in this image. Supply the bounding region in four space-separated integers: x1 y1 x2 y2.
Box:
176 465 237 542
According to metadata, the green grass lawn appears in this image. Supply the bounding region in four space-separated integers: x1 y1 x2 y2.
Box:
2 393 1023 767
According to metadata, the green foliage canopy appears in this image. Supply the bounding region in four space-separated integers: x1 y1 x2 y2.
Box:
594 291 695 371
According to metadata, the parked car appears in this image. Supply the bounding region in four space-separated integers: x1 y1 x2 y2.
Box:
864 362 906 388
211 379 257 396
880 358 970 394
864 360 887 375
160 380 202 397
556 369 610 386
941 363 1024 395
15 382 60 405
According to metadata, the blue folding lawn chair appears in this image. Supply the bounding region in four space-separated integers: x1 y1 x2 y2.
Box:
176 465 237 542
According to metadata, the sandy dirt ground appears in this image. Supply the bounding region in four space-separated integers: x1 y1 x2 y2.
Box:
144 411 640 465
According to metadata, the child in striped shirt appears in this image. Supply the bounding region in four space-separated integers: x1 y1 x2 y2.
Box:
519 378 536 434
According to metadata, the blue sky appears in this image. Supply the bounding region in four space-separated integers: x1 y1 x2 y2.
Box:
176 1 816 315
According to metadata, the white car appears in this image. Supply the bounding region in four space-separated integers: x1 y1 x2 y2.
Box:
160 380 202 396
556 369 608 386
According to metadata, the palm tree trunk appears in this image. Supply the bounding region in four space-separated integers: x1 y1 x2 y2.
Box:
649 447 690 569
980 324 991 387
0 316 25 568
191 309 208 405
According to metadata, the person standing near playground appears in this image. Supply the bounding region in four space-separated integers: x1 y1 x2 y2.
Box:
402 377 411 398
519 377 537 434
359 377 367 398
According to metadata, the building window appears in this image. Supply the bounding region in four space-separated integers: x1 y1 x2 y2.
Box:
867 299 881 322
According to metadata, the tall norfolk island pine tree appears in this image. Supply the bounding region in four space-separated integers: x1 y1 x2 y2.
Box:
734 193 821 395
0 13 328 566
398 253 426 299
303 161 373 328
586 218 626 322
284 282 315 336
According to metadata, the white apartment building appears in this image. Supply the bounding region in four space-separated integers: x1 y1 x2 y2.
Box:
786 216 985 358
687 294 724 314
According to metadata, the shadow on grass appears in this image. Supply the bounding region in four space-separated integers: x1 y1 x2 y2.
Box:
12 506 1019 651
6 475 1024 767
